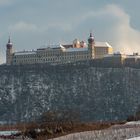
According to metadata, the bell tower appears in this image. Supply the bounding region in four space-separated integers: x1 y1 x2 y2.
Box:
6 37 13 65
88 32 95 59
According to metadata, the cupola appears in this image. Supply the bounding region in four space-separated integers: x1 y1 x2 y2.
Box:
88 32 94 44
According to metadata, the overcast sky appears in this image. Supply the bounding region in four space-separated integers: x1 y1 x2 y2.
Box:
0 0 140 63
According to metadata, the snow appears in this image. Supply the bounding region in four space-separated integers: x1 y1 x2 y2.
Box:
125 121 140 125
0 130 19 136
126 137 140 140
49 122 140 140
49 128 140 140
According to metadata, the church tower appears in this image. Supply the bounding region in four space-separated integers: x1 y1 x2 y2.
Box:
6 37 13 65
88 32 95 59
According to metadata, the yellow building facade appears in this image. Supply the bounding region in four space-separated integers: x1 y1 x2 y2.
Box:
94 42 113 59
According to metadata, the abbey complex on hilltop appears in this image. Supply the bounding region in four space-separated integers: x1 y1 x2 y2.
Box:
6 33 113 65
6 33 140 66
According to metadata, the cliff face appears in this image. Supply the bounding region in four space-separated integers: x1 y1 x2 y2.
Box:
0 64 140 123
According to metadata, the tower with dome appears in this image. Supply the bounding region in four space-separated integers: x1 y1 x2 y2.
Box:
6 37 13 65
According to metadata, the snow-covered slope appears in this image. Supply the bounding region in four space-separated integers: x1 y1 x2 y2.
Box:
49 121 140 140
0 64 140 122
127 137 140 140
49 126 140 140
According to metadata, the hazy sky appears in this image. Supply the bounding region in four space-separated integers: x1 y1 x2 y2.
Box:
0 0 140 63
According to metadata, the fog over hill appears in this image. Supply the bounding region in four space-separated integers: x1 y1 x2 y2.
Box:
0 63 140 123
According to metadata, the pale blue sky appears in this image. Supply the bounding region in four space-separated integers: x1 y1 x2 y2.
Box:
0 0 140 63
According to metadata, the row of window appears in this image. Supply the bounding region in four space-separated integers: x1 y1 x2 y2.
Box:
14 51 88 58
13 55 89 64
14 54 88 60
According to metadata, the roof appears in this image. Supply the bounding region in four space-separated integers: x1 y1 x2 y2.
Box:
7 43 13 45
37 44 65 50
95 42 112 48
13 41 112 56
14 51 36 56
125 55 140 59
65 47 88 52
63 44 73 48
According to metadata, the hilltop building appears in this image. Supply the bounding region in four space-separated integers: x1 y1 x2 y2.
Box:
6 33 113 65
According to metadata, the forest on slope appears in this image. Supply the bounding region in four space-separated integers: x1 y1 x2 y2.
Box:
0 62 140 123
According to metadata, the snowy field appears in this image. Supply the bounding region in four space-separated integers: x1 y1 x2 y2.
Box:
49 121 140 140
0 122 140 140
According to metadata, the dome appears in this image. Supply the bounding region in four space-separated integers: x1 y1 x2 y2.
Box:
88 33 94 44
73 39 80 44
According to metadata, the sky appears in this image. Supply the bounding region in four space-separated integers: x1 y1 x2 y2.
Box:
0 0 140 63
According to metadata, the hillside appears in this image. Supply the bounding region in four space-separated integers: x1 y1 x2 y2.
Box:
0 62 140 123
